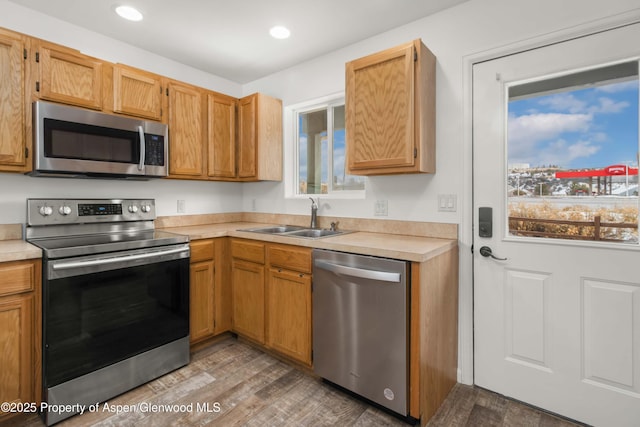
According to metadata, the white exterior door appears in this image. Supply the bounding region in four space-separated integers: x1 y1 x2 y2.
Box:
473 23 640 427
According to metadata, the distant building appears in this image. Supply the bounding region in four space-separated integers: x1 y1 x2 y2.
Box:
509 163 531 170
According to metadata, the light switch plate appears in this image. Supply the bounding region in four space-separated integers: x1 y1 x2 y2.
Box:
374 200 388 216
438 194 457 212
177 199 186 213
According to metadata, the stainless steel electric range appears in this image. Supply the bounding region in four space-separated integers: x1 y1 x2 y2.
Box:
26 199 190 425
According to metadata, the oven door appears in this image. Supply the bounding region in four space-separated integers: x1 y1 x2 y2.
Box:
43 244 190 388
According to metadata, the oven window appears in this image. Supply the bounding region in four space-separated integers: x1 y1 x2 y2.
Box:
44 258 189 387
44 119 139 163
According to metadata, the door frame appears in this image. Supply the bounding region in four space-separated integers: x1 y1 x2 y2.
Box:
460 9 640 386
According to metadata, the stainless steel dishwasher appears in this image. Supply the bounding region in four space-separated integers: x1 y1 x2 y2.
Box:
312 249 409 417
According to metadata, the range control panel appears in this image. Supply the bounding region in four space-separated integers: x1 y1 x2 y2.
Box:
27 199 156 226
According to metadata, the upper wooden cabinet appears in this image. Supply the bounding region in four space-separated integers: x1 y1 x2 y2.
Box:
237 93 283 181
167 80 205 178
346 39 436 175
34 40 103 110
0 28 28 172
207 92 236 179
112 64 163 121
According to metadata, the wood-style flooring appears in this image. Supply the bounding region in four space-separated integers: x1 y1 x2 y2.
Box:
5 337 585 427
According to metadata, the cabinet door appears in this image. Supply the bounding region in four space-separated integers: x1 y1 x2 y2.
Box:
189 260 215 344
0 29 26 171
0 294 34 417
207 93 237 178
267 268 311 365
237 94 257 179
231 259 265 343
236 93 283 181
113 65 163 120
168 81 205 178
346 41 415 171
36 41 103 110
255 94 283 181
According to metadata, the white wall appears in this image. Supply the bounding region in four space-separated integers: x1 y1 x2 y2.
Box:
0 0 244 223
243 0 640 383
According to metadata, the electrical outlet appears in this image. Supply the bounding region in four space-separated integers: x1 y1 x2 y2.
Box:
374 200 388 216
177 199 186 213
438 194 457 212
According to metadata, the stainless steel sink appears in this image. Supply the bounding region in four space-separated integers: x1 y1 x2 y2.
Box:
239 225 351 239
285 229 345 238
242 225 306 234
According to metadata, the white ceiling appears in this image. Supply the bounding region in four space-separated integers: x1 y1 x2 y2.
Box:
8 0 468 84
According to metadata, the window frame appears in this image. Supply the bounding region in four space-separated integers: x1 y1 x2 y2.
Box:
284 93 365 199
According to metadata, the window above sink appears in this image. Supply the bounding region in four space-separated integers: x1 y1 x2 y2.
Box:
283 93 366 200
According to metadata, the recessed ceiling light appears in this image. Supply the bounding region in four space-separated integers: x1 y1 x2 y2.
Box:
115 5 143 22
269 26 290 39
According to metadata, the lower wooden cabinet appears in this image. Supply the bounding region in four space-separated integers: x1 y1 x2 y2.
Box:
230 239 266 344
189 241 216 344
231 259 265 343
266 267 312 366
230 239 312 366
0 259 41 421
189 238 230 346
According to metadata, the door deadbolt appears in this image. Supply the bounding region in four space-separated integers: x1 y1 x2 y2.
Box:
479 207 492 237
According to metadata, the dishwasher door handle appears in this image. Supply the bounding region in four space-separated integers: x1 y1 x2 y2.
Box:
314 260 401 283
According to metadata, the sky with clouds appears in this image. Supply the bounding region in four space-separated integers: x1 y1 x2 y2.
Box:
298 129 348 182
508 79 638 169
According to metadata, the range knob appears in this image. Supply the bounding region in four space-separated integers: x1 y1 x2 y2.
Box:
141 204 151 213
39 206 53 216
59 205 72 216
128 205 139 213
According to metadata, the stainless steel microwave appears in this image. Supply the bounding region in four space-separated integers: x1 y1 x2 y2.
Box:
30 101 168 179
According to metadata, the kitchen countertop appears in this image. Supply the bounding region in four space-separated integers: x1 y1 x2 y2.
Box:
0 221 457 264
0 240 42 262
163 221 457 263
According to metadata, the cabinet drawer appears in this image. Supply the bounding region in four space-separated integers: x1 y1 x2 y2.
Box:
190 239 215 263
268 245 312 274
231 239 265 264
0 261 36 297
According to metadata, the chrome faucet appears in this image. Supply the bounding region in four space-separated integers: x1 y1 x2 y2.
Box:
309 197 318 229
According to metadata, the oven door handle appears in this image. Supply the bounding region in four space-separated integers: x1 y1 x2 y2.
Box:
51 246 189 271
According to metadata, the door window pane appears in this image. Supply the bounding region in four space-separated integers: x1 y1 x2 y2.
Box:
507 61 639 243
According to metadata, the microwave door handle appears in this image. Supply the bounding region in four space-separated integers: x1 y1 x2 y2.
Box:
137 125 145 171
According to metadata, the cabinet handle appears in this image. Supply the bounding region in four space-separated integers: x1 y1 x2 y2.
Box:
299 273 304 278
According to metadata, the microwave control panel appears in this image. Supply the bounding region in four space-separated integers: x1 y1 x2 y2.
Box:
145 135 165 166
